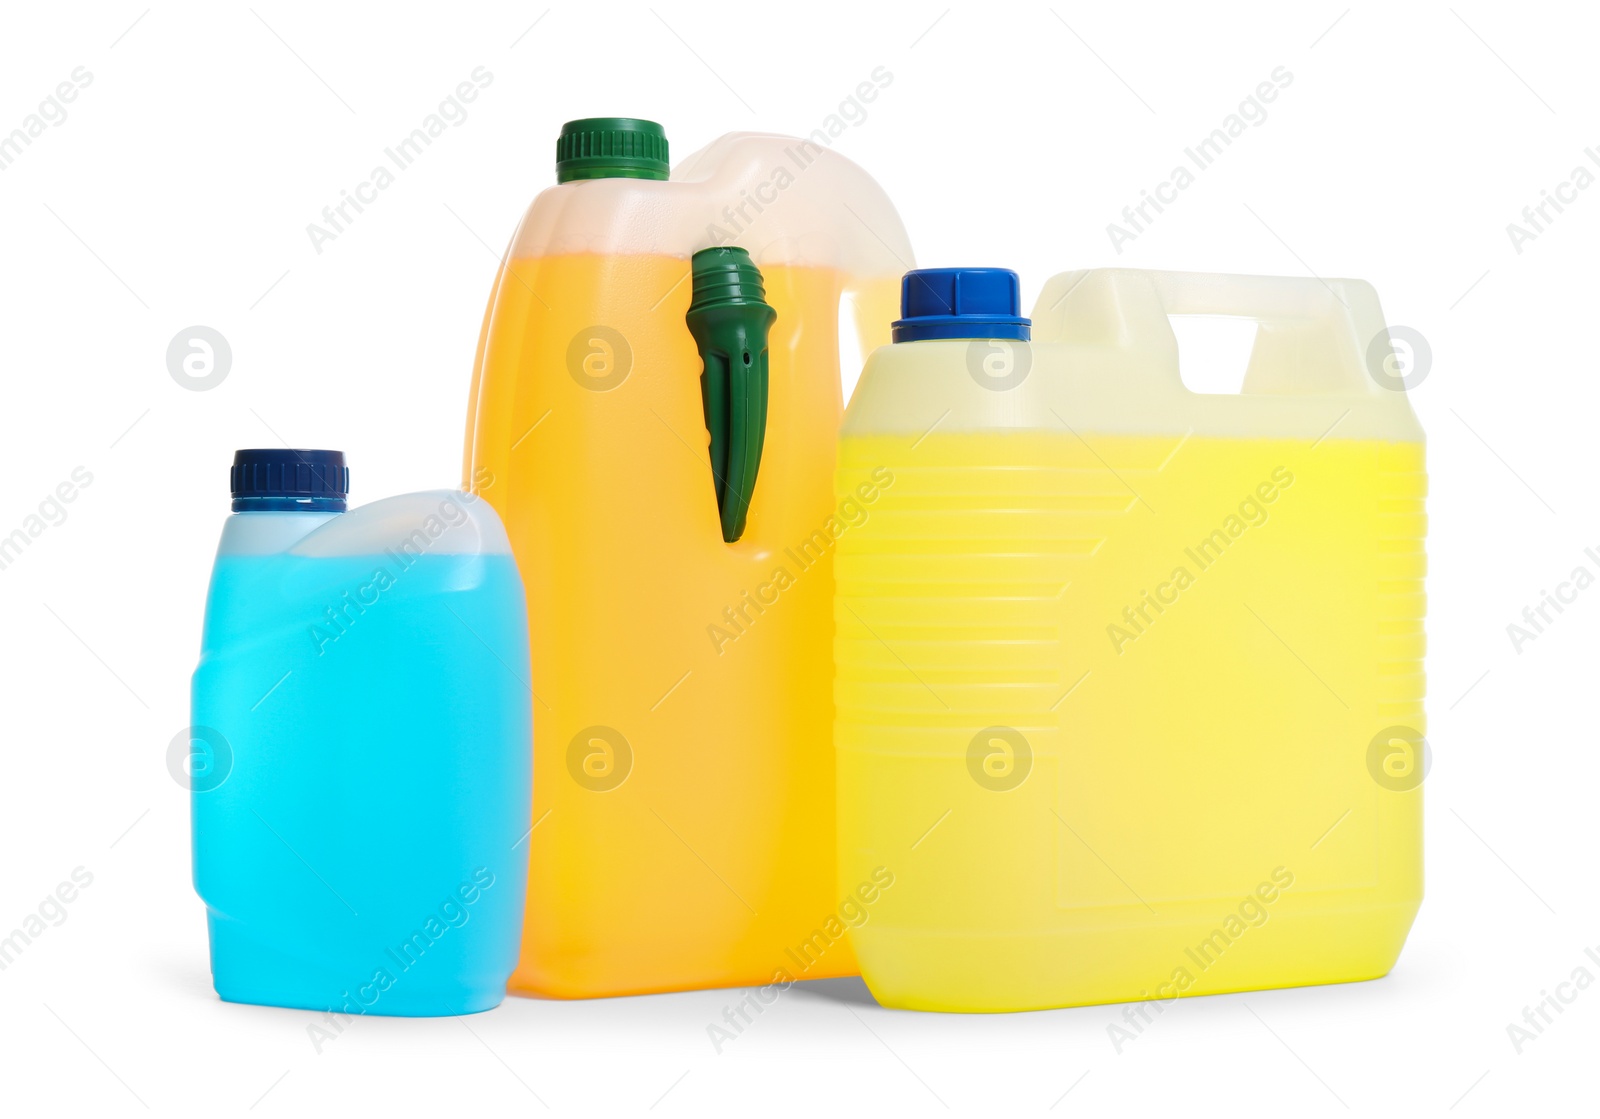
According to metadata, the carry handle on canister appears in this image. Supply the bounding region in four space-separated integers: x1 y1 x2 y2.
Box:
1032 268 1406 397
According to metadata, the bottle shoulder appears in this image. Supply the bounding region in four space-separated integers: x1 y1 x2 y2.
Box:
216 511 337 556
215 491 510 559
843 338 1424 445
509 132 912 276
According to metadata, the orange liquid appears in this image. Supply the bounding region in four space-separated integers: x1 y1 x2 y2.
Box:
465 252 893 996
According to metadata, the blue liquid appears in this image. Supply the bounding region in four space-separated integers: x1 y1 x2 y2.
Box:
192 548 530 1017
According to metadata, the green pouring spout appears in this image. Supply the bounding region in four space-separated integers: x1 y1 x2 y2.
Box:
686 247 776 543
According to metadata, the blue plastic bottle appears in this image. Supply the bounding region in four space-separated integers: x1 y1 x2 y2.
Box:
190 449 531 1016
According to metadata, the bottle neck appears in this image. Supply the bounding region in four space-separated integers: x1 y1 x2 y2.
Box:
231 495 346 513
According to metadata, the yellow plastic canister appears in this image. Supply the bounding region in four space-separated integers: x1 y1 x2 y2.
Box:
836 268 1425 1012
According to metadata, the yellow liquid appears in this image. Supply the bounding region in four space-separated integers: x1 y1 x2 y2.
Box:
836 429 1425 1011
466 252 897 997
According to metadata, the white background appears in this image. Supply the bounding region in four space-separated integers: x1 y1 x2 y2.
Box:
0 2 1593 1115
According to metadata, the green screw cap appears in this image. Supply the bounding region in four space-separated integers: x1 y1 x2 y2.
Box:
555 118 669 183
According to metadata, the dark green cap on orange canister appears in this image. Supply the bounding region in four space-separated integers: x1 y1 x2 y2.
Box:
555 118 669 183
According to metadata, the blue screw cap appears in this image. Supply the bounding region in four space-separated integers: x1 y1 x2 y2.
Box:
230 449 348 512
892 268 1031 343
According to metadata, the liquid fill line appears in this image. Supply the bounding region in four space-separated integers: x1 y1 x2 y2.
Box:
1154 429 1193 473
1050 408 1157 515
910 409 951 450
443 202 550 310
502 259 552 310
647 268 691 314
1311 409 1351 449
